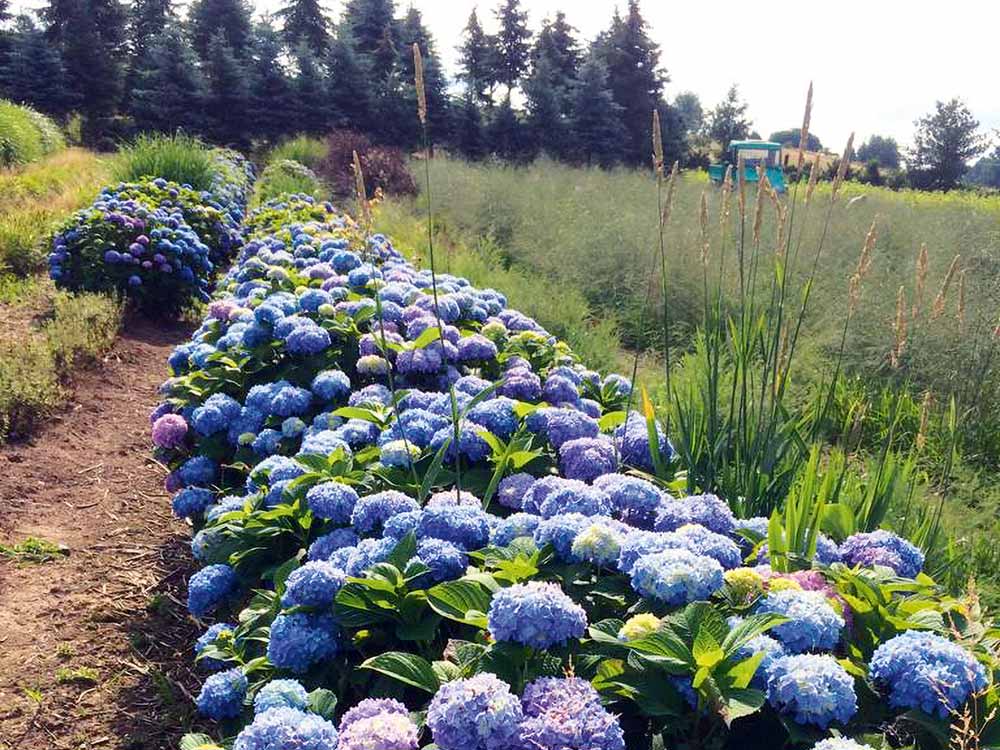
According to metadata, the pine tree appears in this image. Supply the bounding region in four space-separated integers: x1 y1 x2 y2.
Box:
248 19 295 143
487 94 529 161
341 0 395 81
493 0 530 95
203 31 251 146
523 57 565 159
0 15 75 115
292 44 331 134
130 27 205 133
706 84 752 152
454 91 486 160
278 0 329 57
188 0 252 60
0 0 11 22
326 26 372 132
530 11 579 84
397 5 449 145
593 1 666 165
129 0 173 59
457 9 495 105
569 52 624 167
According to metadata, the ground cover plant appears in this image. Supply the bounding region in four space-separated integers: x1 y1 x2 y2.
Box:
149 177 999 748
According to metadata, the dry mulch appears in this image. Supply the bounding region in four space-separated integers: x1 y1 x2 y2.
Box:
0 317 205 750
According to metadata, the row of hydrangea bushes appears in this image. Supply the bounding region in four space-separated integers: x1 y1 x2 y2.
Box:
151 191 999 750
47 149 254 315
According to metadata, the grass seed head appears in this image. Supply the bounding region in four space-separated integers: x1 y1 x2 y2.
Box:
413 43 427 125
797 81 814 171
931 254 961 320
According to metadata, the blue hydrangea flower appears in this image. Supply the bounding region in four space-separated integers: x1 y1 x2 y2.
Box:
767 654 857 728
734 632 787 689
281 561 346 608
307 528 359 561
592 473 663 528
467 397 518 439
630 549 724 605
253 678 309 715
755 532 842 566
497 472 535 510
426 489 481 508
653 493 735 535
812 740 873 750
544 408 599 449
267 612 338 673
492 513 542 547
487 581 587 649
233 707 339 750
196 667 247 719
305 481 359 523
351 491 420 535
617 530 677 574
500 367 542 401
191 393 242 436
346 537 397 576
519 677 625 750
839 531 925 578
339 710 420 750
614 413 674 472
667 524 743 569
560 437 618 482
177 455 218 487
426 674 524 750
756 590 844 653
429 421 492 463
571 520 624 567
537 480 614 519
417 506 492 550
339 697 409 732
412 538 468 585
195 622 235 671
382 509 423 540
311 369 351 401
172 487 215 518
869 630 987 717
188 564 238 617
534 513 592 561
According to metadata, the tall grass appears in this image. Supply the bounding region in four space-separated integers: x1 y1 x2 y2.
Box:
269 135 328 170
254 159 327 204
113 133 216 190
0 100 65 168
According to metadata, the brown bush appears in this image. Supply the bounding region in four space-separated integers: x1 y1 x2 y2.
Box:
318 130 417 198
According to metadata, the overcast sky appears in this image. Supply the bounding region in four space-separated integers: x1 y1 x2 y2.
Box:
14 0 1000 150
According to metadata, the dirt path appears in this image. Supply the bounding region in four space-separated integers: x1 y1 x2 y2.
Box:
0 317 203 750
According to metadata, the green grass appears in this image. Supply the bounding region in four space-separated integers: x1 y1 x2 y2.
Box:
0 100 64 168
113 133 216 190
255 159 327 204
269 135 328 170
0 536 68 563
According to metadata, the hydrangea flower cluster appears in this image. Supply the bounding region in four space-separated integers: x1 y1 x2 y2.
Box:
766 654 857 728
756 589 844 653
487 582 587 649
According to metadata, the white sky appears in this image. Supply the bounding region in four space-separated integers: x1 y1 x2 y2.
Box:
14 0 1000 150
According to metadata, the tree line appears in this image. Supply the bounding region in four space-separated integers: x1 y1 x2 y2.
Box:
0 0 997 190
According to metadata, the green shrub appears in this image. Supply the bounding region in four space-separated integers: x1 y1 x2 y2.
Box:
0 100 44 167
255 159 326 204
113 133 216 190
269 135 328 170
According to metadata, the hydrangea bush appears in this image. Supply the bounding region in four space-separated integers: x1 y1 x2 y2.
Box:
49 150 253 314
155 193 998 750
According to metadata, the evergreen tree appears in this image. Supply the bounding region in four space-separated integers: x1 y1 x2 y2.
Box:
569 52 624 167
188 0 252 60
0 0 9 23
203 31 251 146
493 0 530 95
673 91 703 135
398 5 449 145
129 0 173 60
248 19 295 143
457 8 495 105
523 57 566 159
487 94 529 161
0 15 74 115
341 0 395 81
908 98 988 191
707 84 752 151
327 26 372 131
593 1 666 165
278 0 329 57
292 44 331 134
454 91 486 160
530 11 579 83
130 27 205 133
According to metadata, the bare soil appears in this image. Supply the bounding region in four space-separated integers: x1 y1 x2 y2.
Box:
0 317 204 750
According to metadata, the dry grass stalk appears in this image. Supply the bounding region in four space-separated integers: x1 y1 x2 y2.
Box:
752 167 767 246
891 285 907 368
913 243 929 318
931 254 961 320
832 132 855 200
805 156 820 203
651 109 664 176
796 81 814 171
916 390 933 451
660 161 679 225
848 219 878 314
719 165 733 233
737 152 747 220
775 201 788 258
352 150 371 230
699 190 710 266
957 269 967 328
413 43 427 125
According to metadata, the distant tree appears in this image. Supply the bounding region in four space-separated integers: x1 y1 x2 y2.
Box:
530 11 579 84
856 134 900 169
965 148 1000 188
278 0 329 56
341 0 395 81
768 128 822 151
860 159 883 186
908 98 988 191
592 1 666 165
488 94 529 161
454 91 486 160
707 84 752 151
398 6 450 144
291 44 330 134
128 0 173 60
203 31 251 145
0 0 9 23
0 15 75 115
569 52 625 168
673 91 703 135
327 27 372 132
130 27 205 133
523 57 567 159
457 8 496 105
248 19 295 143
492 0 530 95
188 0 252 59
